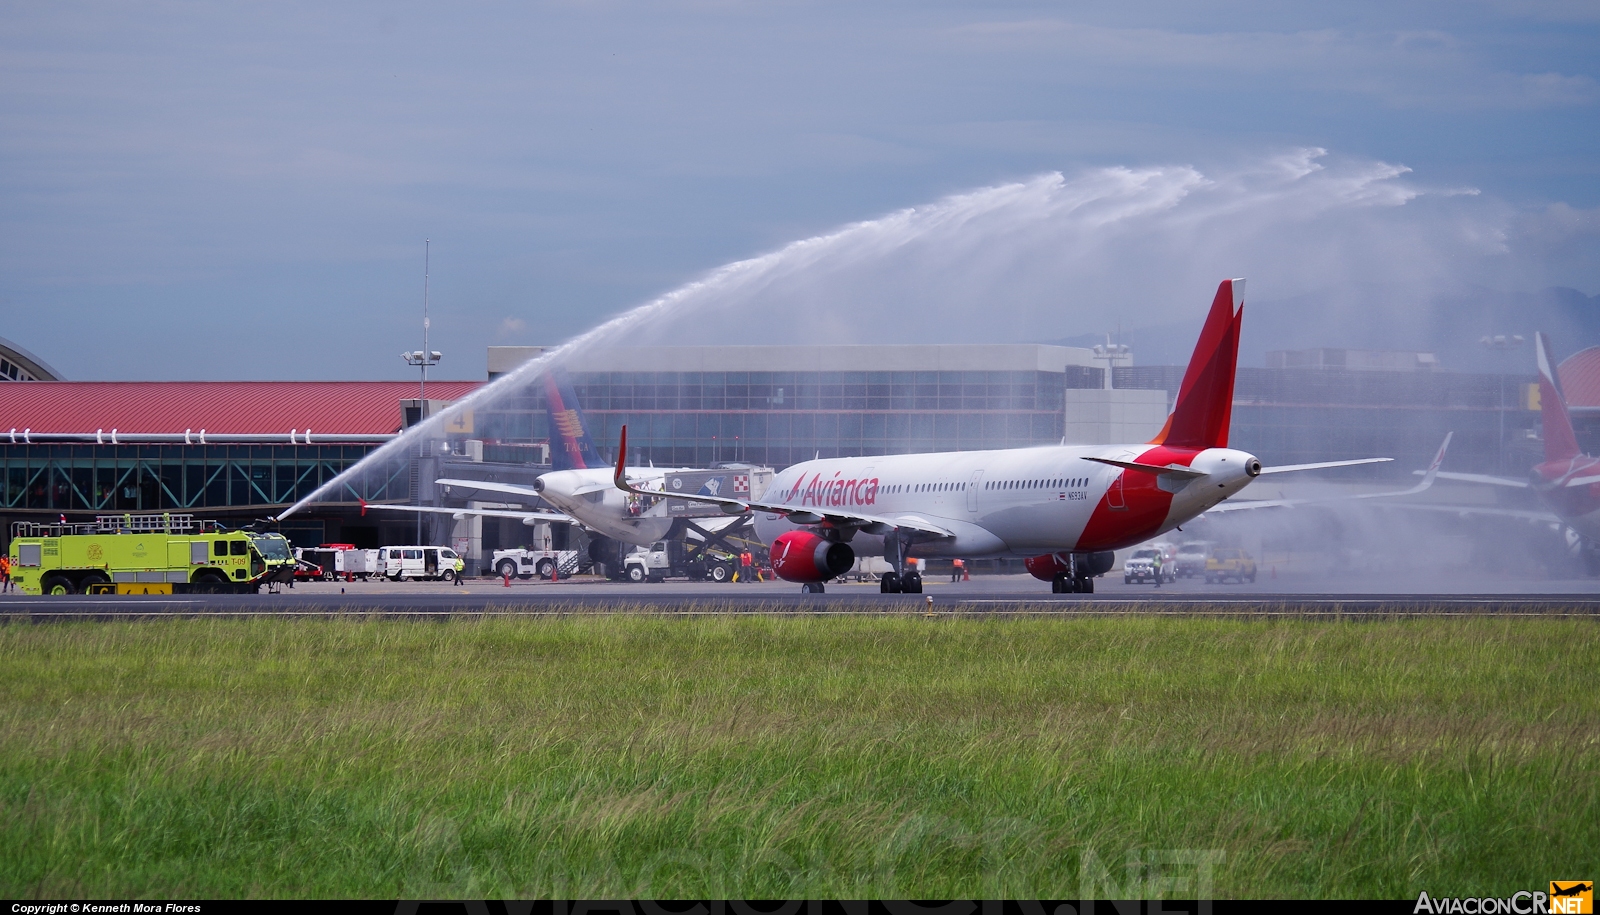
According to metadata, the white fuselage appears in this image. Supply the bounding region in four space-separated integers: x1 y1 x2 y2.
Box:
536 467 742 546
751 443 1260 558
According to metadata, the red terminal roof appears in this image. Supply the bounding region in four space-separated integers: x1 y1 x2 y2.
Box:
0 381 483 435
1558 347 1600 410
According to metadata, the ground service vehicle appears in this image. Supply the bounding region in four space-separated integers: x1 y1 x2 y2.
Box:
848 556 894 582
492 548 581 580
1205 548 1257 583
1175 542 1212 578
376 546 465 582
9 514 296 595
1123 547 1175 585
623 540 736 583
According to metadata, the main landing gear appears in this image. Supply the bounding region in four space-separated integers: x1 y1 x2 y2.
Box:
878 570 922 594
1051 571 1094 594
877 529 924 594
802 582 826 594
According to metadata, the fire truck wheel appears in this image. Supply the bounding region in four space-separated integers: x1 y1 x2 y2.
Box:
41 574 73 596
80 572 109 594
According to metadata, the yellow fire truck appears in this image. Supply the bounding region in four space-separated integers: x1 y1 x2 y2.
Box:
8 514 297 595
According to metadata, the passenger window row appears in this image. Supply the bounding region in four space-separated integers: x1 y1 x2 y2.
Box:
877 476 1092 495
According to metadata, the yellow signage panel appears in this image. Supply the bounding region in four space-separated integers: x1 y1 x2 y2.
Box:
116 582 173 595
443 410 474 434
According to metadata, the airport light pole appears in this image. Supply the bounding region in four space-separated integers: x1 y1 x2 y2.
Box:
402 239 442 543
1092 337 1132 390
1481 334 1523 474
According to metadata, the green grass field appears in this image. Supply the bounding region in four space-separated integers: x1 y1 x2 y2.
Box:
1 612 1596 898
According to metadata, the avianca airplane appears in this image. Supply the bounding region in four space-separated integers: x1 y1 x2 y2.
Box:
1415 332 1600 569
377 369 749 551
615 278 1392 593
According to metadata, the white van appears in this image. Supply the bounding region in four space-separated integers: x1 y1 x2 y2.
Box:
376 546 465 583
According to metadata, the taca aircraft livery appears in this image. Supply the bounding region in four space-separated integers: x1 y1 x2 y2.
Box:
616 278 1390 593
370 370 745 550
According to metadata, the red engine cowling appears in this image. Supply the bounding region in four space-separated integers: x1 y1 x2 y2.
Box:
1024 552 1072 582
1025 550 1115 581
770 530 855 583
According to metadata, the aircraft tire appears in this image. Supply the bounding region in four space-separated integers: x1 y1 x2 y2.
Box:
903 572 922 594
1080 576 1094 594
880 572 901 593
801 582 825 594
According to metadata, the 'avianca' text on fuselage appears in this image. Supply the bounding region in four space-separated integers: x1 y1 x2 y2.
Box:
782 472 881 508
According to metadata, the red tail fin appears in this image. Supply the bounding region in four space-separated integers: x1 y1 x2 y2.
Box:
1535 332 1581 463
1149 278 1244 449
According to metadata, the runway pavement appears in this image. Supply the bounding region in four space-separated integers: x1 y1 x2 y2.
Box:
1 571 1596 619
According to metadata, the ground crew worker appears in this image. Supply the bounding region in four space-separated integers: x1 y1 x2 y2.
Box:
1152 551 1164 588
950 558 964 582
740 550 753 582
0 553 10 593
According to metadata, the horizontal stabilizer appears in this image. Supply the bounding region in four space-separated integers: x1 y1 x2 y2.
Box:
1257 457 1391 475
1081 456 1206 479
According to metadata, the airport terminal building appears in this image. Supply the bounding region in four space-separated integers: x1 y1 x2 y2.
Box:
485 345 1544 476
0 334 1570 569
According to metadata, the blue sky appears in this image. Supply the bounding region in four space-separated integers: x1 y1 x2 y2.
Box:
2 1 1597 380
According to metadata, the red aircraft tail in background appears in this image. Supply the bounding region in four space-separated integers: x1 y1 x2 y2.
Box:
1535 332 1582 464
1148 278 1245 450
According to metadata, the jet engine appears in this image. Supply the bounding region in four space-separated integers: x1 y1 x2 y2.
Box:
1024 550 1114 582
770 530 855 583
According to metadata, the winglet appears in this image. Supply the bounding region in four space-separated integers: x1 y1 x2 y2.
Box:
1149 278 1244 449
1419 432 1452 489
613 425 630 491
1535 332 1581 463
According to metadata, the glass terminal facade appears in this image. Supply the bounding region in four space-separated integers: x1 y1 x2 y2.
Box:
0 444 403 513
479 367 1106 468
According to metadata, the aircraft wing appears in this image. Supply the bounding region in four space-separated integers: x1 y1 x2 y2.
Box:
361 502 573 523
1422 470 1529 489
1386 502 1561 524
610 426 954 538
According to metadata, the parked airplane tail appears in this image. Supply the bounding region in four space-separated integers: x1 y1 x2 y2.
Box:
1535 332 1581 464
1149 278 1245 450
544 368 602 471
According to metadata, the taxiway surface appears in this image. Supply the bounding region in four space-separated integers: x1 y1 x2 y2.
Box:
2 571 1596 619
